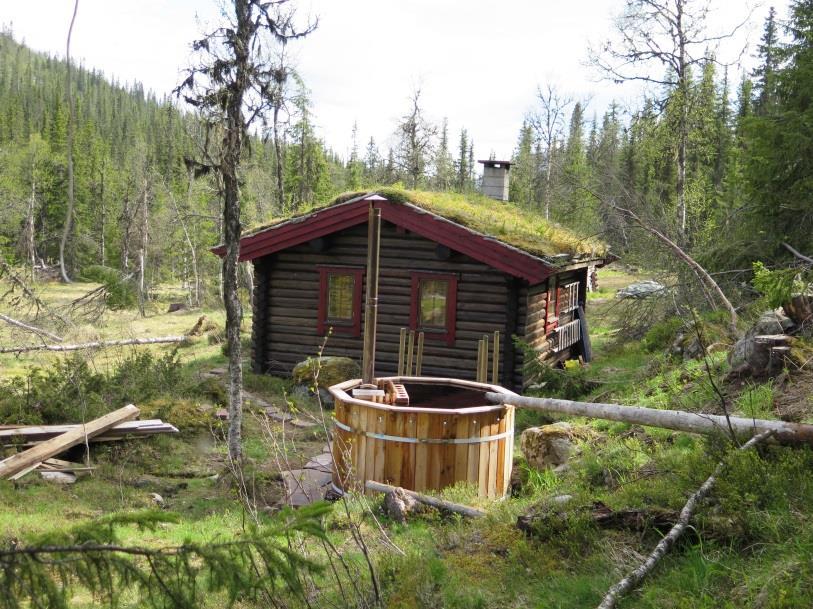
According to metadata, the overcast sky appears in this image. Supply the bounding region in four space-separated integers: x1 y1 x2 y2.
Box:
4 0 769 163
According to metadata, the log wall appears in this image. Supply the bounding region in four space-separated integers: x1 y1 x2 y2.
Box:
251 221 591 388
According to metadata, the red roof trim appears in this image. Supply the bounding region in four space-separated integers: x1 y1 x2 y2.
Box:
214 196 557 284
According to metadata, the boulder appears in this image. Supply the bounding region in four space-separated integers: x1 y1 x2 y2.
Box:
520 422 574 470
616 280 666 300
729 310 794 375
383 487 420 523
292 356 360 389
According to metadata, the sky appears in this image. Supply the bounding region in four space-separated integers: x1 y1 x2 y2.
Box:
3 0 770 164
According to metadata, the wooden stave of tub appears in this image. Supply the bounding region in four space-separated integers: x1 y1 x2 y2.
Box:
329 376 517 498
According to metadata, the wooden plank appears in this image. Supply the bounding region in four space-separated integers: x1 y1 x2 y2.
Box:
385 411 400 486
440 414 456 489
478 415 490 497
373 410 386 484
504 406 515 496
0 405 139 480
488 415 499 498
492 330 500 384
398 328 407 376
414 413 430 492
496 410 507 495
454 416 469 485
402 412 417 489
467 417 481 485
415 332 425 376
364 407 376 492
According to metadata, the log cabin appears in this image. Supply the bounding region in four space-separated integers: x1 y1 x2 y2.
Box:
214 188 612 390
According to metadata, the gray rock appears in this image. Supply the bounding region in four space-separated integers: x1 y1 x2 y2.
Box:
729 310 793 373
520 423 574 470
616 280 667 300
383 487 419 523
551 494 574 505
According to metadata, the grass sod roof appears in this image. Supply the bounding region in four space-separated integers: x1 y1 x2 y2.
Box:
242 187 609 262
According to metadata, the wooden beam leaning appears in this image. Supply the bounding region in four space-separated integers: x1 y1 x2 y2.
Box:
398 328 407 376
492 330 500 385
415 332 425 376
0 405 140 480
406 330 415 376
485 393 813 446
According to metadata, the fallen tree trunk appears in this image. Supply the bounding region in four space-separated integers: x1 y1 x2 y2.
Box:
486 392 813 446
365 480 485 519
596 430 773 609
0 313 63 342
0 335 188 354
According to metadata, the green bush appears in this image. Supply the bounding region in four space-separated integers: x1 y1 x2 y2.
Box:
80 265 138 309
0 350 188 425
642 317 683 352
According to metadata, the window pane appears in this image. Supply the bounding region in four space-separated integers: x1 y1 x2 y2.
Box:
419 279 448 328
327 274 354 321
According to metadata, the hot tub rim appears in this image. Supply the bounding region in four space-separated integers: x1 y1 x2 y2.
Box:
328 376 519 415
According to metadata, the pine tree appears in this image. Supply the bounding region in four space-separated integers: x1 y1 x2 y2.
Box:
363 136 380 185
455 128 468 192
432 118 454 191
509 121 535 208
345 120 363 190
753 6 780 115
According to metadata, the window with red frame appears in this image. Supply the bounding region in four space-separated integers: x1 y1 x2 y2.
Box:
410 272 457 345
317 266 364 336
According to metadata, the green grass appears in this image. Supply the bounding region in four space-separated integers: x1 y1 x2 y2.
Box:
3 270 813 608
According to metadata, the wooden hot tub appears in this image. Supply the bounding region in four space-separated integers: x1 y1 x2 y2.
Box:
329 377 518 498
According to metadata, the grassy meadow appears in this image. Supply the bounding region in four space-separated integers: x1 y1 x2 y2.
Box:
1 269 812 608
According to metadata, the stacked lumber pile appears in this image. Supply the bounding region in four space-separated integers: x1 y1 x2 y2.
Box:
0 405 178 482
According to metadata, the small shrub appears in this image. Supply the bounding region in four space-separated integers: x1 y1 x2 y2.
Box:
642 317 683 352
80 265 138 309
0 351 189 425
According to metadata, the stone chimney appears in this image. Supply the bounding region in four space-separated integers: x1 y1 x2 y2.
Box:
478 160 511 201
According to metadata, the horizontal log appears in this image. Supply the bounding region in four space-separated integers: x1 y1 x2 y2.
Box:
486 393 813 446
0 335 189 354
364 480 485 518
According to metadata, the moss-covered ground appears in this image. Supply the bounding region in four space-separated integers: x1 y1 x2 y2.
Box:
2 272 813 608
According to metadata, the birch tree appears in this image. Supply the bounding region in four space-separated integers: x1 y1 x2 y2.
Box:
590 0 750 240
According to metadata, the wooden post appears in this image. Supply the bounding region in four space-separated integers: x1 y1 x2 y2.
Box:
361 205 382 387
415 332 425 376
398 328 407 376
406 330 415 376
480 334 489 383
492 330 500 385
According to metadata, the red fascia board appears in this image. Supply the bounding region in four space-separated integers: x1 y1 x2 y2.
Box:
377 201 551 284
214 197 556 283
238 203 370 261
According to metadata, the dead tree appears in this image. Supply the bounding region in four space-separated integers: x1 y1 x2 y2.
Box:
176 0 316 463
584 184 738 335
58 0 79 283
528 84 572 220
590 0 751 239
